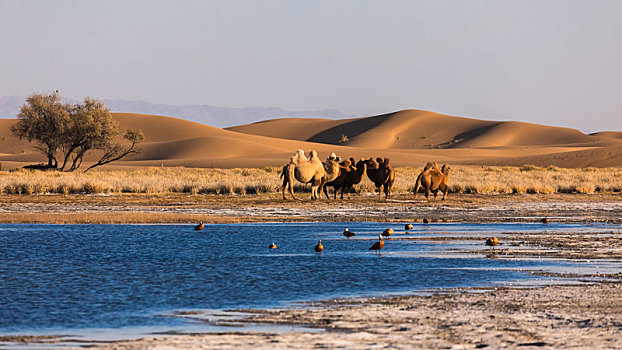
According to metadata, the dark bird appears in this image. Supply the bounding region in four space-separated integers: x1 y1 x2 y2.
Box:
382 228 394 239
541 217 549 224
269 242 277 249
485 237 499 249
422 218 429 224
405 224 413 230
369 235 384 253
194 222 204 231
314 240 324 253
343 228 355 238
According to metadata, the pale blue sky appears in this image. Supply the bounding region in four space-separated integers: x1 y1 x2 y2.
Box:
1 0 621 132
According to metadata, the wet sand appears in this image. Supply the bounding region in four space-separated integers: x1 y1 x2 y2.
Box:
1 193 621 349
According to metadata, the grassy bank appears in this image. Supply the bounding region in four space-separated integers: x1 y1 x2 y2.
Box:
1 165 621 196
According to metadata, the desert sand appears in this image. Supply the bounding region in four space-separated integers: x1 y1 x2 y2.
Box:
2 109 622 169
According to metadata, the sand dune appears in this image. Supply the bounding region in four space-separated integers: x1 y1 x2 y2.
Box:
229 109 618 149
1 110 621 169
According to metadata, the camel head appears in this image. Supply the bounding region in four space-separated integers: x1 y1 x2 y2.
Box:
355 159 367 172
367 158 379 169
376 157 384 165
441 164 451 174
383 158 391 167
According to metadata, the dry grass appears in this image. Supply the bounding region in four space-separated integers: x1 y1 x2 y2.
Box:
1 165 621 196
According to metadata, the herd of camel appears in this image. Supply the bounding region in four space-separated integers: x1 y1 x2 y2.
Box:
279 149 451 200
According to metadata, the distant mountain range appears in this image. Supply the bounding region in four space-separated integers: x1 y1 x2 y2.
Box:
0 96 350 127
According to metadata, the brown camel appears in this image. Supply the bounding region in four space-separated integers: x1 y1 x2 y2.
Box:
319 153 346 199
415 163 450 200
341 159 367 199
365 157 395 199
324 158 368 199
431 164 451 200
413 162 451 200
280 150 326 200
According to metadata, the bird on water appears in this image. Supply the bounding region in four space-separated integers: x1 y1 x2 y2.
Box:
314 240 324 253
194 222 204 231
541 217 549 224
405 224 413 230
369 235 384 254
382 228 394 239
269 242 277 249
343 228 355 238
485 237 499 249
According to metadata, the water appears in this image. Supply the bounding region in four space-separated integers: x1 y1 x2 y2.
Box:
0 222 618 336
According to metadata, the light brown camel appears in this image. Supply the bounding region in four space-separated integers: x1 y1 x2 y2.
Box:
280 150 326 200
365 157 395 199
319 153 344 198
414 162 451 200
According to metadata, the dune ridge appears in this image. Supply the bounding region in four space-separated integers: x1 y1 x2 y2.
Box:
1 110 621 169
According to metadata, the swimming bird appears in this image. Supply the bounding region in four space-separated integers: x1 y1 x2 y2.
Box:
422 218 429 224
269 242 277 249
343 228 355 238
405 224 413 230
485 237 499 249
369 235 384 253
541 217 549 224
382 228 394 239
314 240 324 253
194 222 204 231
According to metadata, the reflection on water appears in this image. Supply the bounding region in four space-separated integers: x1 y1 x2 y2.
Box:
0 222 619 336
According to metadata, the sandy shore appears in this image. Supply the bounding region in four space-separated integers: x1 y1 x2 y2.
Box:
1 193 621 349
80 283 620 350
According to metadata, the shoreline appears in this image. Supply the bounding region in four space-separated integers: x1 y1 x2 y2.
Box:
1 192 621 224
3 282 620 349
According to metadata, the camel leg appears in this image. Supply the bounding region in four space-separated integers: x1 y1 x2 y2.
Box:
378 186 382 200
424 187 430 200
312 185 319 200
288 177 297 200
323 184 330 200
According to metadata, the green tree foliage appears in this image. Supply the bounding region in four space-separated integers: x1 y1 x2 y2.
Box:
11 93 143 172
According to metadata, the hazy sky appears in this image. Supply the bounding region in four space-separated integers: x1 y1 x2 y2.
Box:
1 0 621 132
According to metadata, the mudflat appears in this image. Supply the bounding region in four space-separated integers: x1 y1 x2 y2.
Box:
0 192 620 224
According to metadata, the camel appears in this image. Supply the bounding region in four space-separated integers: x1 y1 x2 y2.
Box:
365 157 395 199
413 162 451 200
280 150 326 200
339 159 367 199
319 153 344 198
431 164 451 200
322 158 363 199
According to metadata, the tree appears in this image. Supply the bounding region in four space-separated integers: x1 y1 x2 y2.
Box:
11 93 70 168
11 93 143 171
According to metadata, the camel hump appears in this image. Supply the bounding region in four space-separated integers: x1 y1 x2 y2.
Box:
291 149 307 163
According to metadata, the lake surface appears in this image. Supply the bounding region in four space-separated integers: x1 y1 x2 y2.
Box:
0 222 619 336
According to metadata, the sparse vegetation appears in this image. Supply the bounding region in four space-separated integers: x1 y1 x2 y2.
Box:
0 165 621 196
